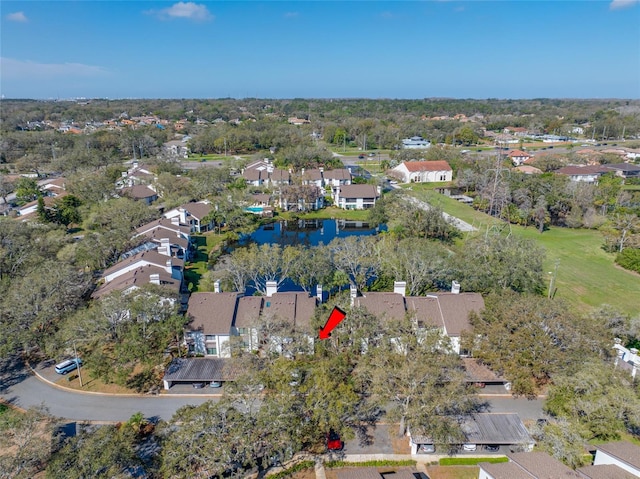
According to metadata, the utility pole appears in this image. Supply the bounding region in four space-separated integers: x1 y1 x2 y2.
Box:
73 340 83 387
548 259 560 299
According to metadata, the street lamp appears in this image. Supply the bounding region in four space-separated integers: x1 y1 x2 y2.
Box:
72 340 83 387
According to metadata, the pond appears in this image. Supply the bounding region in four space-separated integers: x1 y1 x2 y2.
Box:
240 218 385 247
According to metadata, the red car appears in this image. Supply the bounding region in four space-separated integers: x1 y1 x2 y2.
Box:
327 431 344 451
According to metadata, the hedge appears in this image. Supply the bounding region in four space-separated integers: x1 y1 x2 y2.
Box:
267 460 315 479
439 457 509 466
325 460 417 468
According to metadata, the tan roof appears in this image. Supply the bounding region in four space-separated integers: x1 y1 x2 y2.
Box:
508 451 581 478
187 292 239 335
338 184 379 199
263 292 317 331
122 185 157 199
356 292 407 321
181 201 212 220
479 461 534 479
436 292 484 336
235 296 263 328
243 169 268 182
144 230 189 250
336 469 381 479
135 218 190 237
596 441 640 470
252 194 271 204
302 169 323 181
102 250 183 278
462 357 504 382
514 165 543 174
92 265 180 299
270 168 290 182
508 150 531 158
578 464 636 479
323 168 351 180
402 160 452 172
407 296 445 329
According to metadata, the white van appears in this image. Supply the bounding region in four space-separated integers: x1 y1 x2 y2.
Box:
54 358 82 375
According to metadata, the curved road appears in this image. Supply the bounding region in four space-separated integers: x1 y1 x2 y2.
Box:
0 358 214 422
1 358 543 423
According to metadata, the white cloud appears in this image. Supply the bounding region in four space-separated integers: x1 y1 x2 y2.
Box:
6 11 28 22
610 0 639 9
0 57 109 80
284 12 299 18
151 2 213 21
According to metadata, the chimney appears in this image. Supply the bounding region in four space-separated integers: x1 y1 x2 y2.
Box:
214 280 221 293
179 207 187 224
316 284 323 303
350 284 358 306
393 281 407 297
149 273 160 285
266 281 278 297
319 167 324 173
158 245 169 256
133 161 139 169
165 259 172 274
121 171 127 178
451 280 461 294
171 216 179 225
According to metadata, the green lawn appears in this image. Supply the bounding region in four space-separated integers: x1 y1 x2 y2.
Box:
407 188 640 316
184 233 227 292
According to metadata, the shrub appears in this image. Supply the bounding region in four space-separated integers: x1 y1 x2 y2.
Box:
439 457 509 466
616 248 640 274
268 460 315 479
325 460 416 468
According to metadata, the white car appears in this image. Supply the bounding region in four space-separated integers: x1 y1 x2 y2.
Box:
463 443 477 452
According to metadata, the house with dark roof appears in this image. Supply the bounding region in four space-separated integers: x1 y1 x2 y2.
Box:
121 185 158 205
101 249 183 284
335 184 380 210
603 163 640 179
391 160 453 183
135 217 191 241
92 264 181 300
554 165 609 183
578 464 637 479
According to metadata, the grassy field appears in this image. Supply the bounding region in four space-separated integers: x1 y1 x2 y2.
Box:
407 186 640 316
184 233 227 292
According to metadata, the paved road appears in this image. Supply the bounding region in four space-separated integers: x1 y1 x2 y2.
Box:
0 358 214 422
1 357 543 423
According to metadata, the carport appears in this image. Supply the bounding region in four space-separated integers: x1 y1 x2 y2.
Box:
162 357 233 390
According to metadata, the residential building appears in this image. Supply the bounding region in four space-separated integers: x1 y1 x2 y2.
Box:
593 441 640 477
603 163 640 179
555 165 609 183
391 160 453 183
163 201 214 233
508 150 532 166
402 136 431 149
479 451 581 479
335 184 380 210
121 185 158 205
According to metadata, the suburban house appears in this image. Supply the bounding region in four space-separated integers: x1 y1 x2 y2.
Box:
555 165 609 183
99 249 184 285
242 168 269 187
402 136 431 149
410 413 534 456
353 281 484 355
135 217 191 242
508 149 532 166
593 441 640 477
269 168 291 186
121 185 158 205
334 184 380 210
163 139 189 159
391 160 453 184
163 201 214 233
184 282 318 360
117 162 155 188
514 165 543 175
92 264 182 300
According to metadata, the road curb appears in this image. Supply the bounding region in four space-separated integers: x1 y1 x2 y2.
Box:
26 362 224 399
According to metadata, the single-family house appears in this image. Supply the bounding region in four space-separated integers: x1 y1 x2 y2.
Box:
391 160 453 184
402 136 431 149
163 201 214 233
135 217 191 242
121 185 158 205
117 162 155 187
555 165 609 183
508 150 532 166
335 184 380 210
163 139 189 159
514 165 543 175
593 441 640 477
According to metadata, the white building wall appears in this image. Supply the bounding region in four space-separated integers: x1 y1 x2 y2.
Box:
594 450 640 477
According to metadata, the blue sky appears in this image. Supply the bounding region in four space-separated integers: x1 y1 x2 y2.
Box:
1 1 639 99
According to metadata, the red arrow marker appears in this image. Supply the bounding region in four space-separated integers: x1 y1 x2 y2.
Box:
319 306 346 340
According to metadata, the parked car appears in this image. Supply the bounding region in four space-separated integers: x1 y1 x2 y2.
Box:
463 443 477 452
358 154 365 159
192 382 205 389
418 444 435 453
54 358 82 375
209 381 222 388
327 430 343 451
484 444 501 452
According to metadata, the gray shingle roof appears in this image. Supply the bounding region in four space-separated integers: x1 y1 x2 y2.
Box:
595 441 640 470
508 452 581 478
577 464 636 479
339 184 379 199
163 357 235 381
187 292 239 334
